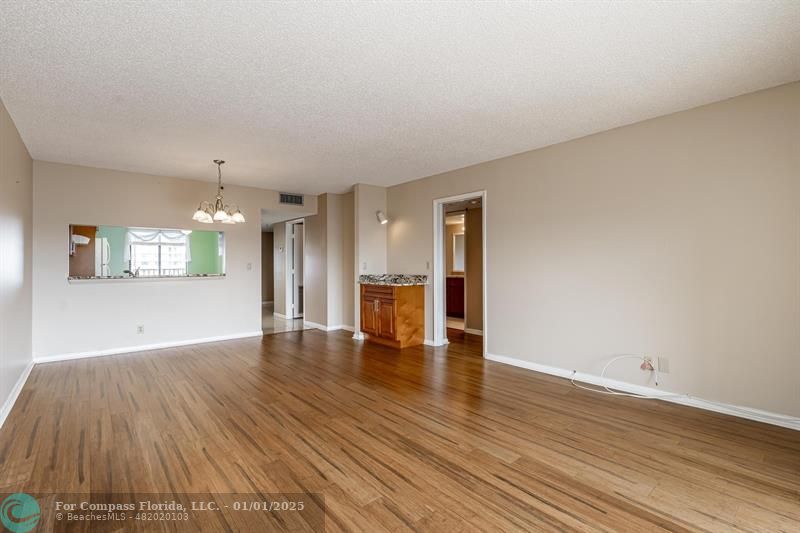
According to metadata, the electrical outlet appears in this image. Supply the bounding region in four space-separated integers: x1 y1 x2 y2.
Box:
658 356 670 374
246 262 252 271
426 261 431 270
362 261 367 272
137 325 144 334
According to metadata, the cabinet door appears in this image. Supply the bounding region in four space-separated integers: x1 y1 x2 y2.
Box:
361 299 378 335
377 300 396 340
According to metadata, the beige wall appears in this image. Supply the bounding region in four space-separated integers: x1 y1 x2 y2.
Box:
261 232 274 303
387 82 800 416
31 161 315 357
355 184 388 275
304 199 327 325
465 207 482 332
354 184 387 334
273 222 287 316
0 97 33 422
303 192 356 329
339 191 355 329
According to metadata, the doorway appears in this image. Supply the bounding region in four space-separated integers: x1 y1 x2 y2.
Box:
433 191 486 353
260 211 308 335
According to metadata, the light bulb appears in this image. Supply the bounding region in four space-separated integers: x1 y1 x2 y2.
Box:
213 209 229 222
192 208 206 221
231 211 245 223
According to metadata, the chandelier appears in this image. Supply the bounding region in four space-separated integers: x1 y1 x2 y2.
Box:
192 160 245 224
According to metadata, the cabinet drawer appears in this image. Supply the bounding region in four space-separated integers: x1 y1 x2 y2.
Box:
363 285 395 299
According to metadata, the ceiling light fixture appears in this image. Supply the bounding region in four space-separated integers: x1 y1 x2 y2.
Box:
192 160 246 224
376 210 388 225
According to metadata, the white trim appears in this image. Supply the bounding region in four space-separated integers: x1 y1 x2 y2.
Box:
433 190 487 354
69 275 225 284
485 352 800 432
273 312 289 319
0 360 35 430
34 331 264 364
464 328 483 336
424 338 449 347
303 321 354 332
352 331 365 341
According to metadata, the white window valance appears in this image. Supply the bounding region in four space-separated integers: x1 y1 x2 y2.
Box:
124 229 191 262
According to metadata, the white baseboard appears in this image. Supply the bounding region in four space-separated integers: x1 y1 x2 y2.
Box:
273 312 288 319
34 331 264 364
352 331 365 341
485 353 799 432
464 328 483 336
303 321 355 333
0 359 35 430
424 339 449 347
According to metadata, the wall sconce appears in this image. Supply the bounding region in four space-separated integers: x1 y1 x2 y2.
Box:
376 210 388 225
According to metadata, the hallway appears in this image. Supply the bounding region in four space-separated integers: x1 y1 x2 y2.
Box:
262 302 307 335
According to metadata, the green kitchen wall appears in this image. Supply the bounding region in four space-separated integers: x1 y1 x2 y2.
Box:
188 230 224 275
96 225 127 276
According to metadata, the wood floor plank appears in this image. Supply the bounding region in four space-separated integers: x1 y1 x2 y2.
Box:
0 330 797 532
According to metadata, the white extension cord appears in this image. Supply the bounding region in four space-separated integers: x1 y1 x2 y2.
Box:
570 355 800 423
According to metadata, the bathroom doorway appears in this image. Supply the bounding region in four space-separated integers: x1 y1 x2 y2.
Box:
432 191 486 352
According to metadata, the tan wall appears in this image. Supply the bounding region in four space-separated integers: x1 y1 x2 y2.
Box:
273 222 287 316
354 184 387 334
261 232 274 303
0 97 33 419
387 82 800 416
340 191 355 328
304 198 327 325
303 192 356 329
465 207 482 332
31 161 316 357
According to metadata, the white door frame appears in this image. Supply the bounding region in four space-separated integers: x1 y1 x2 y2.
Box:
432 190 487 355
284 218 305 319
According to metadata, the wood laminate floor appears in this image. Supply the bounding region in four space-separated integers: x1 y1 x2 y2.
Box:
0 330 798 531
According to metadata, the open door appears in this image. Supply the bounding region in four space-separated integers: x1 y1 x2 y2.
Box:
286 219 304 319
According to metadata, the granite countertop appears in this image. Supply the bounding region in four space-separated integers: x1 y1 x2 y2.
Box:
359 274 428 286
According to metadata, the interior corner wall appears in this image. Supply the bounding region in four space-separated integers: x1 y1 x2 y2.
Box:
304 196 327 325
0 97 33 423
339 191 355 329
323 194 342 327
261 232 274 303
302 192 355 330
31 161 316 358
387 82 800 417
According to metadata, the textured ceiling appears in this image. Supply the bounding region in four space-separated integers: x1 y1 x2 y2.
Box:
1 1 799 194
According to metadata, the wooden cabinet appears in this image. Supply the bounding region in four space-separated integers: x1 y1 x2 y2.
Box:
360 284 424 348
